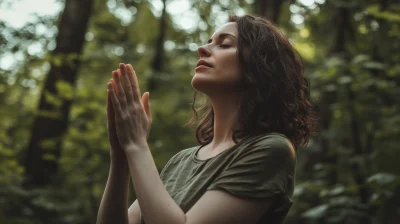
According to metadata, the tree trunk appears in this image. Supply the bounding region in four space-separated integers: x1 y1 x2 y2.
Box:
334 7 371 223
23 0 94 188
253 0 284 23
148 0 167 91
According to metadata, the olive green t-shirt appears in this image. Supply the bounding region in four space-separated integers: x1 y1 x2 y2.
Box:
140 132 296 224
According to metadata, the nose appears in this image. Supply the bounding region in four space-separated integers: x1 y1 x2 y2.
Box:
198 45 211 58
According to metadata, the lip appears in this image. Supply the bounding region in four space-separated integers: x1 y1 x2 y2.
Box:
195 65 212 71
196 59 213 68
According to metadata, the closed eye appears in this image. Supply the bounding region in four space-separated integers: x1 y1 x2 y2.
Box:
219 44 231 48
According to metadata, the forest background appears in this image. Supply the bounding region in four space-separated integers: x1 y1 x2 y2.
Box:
0 0 399 223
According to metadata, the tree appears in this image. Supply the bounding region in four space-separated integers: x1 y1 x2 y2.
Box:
23 0 94 188
253 0 284 23
148 0 167 91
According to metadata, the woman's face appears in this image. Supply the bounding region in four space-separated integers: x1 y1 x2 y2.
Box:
191 22 242 95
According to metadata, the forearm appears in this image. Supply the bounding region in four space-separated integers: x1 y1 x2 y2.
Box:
126 144 186 224
97 157 130 224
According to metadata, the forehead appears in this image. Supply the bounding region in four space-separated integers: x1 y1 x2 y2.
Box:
211 22 238 38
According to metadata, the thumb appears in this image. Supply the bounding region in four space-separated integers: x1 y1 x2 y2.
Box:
142 92 152 122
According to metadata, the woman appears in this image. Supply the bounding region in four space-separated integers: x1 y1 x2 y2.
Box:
97 14 317 224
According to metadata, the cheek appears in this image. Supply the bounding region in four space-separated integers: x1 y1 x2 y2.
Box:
216 54 241 80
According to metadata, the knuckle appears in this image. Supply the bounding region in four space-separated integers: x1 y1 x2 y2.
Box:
124 113 131 120
133 105 141 112
119 113 127 120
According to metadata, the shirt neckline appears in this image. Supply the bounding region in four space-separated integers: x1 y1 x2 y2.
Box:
191 135 254 163
191 132 290 164
191 143 237 163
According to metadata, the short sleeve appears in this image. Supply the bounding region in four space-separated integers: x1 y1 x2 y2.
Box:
207 135 296 200
159 157 173 179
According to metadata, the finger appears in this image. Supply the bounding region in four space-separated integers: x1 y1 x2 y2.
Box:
142 92 152 139
127 64 141 103
111 71 120 95
113 70 125 96
119 63 130 88
108 81 122 116
142 92 152 122
111 75 119 103
111 76 118 93
107 84 115 123
114 70 128 110
119 63 134 107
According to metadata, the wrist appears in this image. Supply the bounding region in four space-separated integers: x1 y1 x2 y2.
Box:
124 141 149 154
110 151 128 165
110 145 126 157
110 157 130 173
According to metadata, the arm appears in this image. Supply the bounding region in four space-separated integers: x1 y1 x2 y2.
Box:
98 64 144 224
107 63 287 223
96 156 131 224
126 147 186 224
126 145 275 224
185 190 272 224
128 199 141 224
125 135 296 224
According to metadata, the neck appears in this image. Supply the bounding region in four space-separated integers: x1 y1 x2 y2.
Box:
207 92 242 151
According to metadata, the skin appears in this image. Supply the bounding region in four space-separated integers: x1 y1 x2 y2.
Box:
97 22 273 224
97 64 151 224
191 22 245 156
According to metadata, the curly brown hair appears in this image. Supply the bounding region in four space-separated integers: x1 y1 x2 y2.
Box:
184 14 318 149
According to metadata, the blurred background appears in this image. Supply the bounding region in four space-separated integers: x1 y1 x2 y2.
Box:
0 0 399 223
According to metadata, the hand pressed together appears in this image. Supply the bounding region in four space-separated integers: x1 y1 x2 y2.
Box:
106 63 152 154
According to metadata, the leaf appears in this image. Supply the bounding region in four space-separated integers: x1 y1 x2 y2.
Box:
328 185 345 196
56 80 74 100
43 153 57 161
362 61 385 70
52 54 63 67
367 4 400 22
325 84 337 91
367 173 397 185
338 76 352 84
302 204 329 219
44 90 63 108
326 57 345 68
351 54 370 64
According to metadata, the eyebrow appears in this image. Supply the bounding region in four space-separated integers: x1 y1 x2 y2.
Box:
207 33 237 44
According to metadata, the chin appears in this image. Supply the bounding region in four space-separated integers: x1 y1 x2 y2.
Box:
191 74 205 91
191 75 224 96
191 74 213 92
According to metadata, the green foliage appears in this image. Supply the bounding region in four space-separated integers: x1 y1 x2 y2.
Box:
0 0 399 223
366 4 400 22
